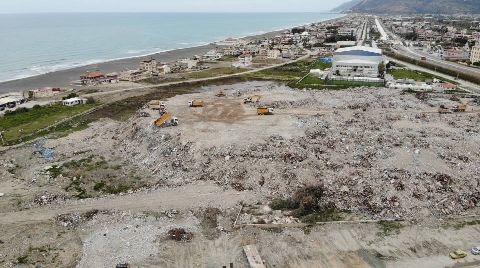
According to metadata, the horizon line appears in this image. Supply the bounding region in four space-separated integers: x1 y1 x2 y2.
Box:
0 11 340 15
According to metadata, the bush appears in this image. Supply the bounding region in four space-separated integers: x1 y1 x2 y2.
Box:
63 93 78 100
270 198 297 210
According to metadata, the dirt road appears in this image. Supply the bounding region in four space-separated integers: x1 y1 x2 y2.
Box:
0 181 257 225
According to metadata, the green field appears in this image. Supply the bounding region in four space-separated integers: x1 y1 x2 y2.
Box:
294 75 384 89
388 68 458 84
0 103 95 143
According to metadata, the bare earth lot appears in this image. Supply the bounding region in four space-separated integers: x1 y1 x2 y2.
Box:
0 81 479 267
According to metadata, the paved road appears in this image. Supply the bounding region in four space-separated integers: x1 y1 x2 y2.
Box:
375 17 480 79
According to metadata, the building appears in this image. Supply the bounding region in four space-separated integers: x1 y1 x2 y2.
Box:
233 53 253 68
0 94 26 110
443 48 469 61
332 46 384 78
470 45 480 63
140 58 158 73
28 87 62 99
203 49 223 61
62 97 88 106
80 71 105 85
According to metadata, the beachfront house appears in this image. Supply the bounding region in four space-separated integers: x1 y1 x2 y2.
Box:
140 58 158 73
62 97 88 106
179 58 199 70
80 71 106 86
0 94 27 110
158 64 172 75
203 49 223 61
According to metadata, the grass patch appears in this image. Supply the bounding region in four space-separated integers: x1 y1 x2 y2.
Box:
388 68 457 84
377 220 403 236
183 67 245 79
0 103 96 144
242 58 318 81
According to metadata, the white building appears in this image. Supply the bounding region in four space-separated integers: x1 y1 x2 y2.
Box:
332 46 384 78
470 45 480 63
203 49 223 61
62 97 87 106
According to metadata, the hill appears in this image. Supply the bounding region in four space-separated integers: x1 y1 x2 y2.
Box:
333 0 480 14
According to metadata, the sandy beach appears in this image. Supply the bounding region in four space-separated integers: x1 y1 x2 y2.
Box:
0 16 344 94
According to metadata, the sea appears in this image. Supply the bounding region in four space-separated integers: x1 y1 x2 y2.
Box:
0 12 343 83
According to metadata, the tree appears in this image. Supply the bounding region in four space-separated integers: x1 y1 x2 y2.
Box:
378 62 386 78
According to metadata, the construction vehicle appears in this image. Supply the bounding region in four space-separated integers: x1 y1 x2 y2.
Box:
438 105 453 114
450 249 468 259
438 103 468 114
189 100 205 107
154 113 178 127
257 107 274 115
244 95 261 104
216 90 226 97
148 100 165 110
453 104 467 112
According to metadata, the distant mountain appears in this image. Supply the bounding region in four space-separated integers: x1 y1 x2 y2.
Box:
332 0 480 14
331 0 363 12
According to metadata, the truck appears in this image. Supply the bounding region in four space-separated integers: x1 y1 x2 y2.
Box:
244 95 261 104
453 104 467 112
189 100 205 107
257 107 274 115
154 113 178 127
148 100 166 110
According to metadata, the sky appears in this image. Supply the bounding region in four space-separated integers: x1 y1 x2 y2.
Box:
0 0 350 13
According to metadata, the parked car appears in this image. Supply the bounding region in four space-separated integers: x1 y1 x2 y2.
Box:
472 246 480 255
450 249 468 259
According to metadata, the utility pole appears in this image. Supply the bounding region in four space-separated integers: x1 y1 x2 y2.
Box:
0 131 5 146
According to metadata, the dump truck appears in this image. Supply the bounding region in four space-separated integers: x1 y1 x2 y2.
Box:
244 95 261 104
148 100 166 110
257 107 274 115
154 113 178 127
189 100 205 107
216 91 226 97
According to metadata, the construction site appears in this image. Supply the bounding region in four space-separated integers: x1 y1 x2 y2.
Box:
1 81 480 267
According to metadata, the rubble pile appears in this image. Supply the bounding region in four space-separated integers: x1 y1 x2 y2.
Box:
109 85 480 220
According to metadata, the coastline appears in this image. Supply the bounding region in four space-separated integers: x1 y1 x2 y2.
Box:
0 14 346 94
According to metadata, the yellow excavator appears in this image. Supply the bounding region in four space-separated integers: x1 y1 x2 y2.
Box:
154 113 178 127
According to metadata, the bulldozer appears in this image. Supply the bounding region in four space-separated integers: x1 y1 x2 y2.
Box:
189 100 205 107
453 104 467 112
438 103 468 114
438 105 453 114
257 107 274 115
244 95 261 104
154 113 178 127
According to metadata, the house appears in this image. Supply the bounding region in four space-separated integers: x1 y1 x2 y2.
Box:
158 64 172 75
444 48 469 61
62 97 88 106
0 94 27 110
140 58 158 73
105 73 119 83
233 53 253 68
28 87 62 99
267 49 282 59
203 49 223 61
80 71 105 85
179 58 199 70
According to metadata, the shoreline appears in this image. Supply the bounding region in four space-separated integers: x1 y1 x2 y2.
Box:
0 14 346 94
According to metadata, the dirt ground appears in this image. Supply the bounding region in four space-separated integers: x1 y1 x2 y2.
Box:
0 81 479 267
